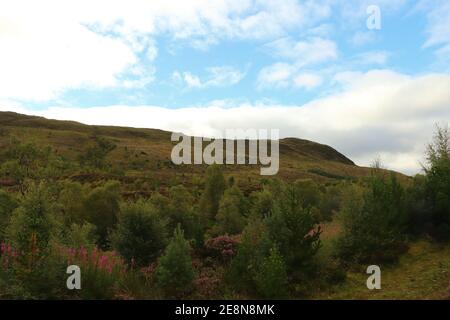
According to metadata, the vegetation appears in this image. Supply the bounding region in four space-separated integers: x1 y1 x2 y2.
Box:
0 112 449 300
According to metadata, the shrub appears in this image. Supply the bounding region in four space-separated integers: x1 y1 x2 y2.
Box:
264 180 322 276
167 185 202 242
204 234 240 262
254 246 288 299
154 225 195 298
3 184 66 298
112 199 168 267
336 173 408 264
228 218 272 293
199 165 226 221
83 181 121 249
0 190 17 242
212 186 247 236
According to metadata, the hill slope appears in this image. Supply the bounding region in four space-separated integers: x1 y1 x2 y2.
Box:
0 111 404 191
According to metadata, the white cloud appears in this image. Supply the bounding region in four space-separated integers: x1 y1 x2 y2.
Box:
266 37 338 66
257 63 294 88
6 69 449 175
173 66 245 89
418 0 450 68
293 73 323 89
0 0 334 101
258 36 337 89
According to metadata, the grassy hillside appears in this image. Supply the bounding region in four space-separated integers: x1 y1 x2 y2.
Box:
0 111 407 192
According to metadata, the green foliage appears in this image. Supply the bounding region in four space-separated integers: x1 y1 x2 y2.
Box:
336 173 408 264
2 184 65 299
0 139 70 194
83 181 121 249
7 184 59 254
199 165 226 220
264 180 322 275
254 246 288 299
212 186 247 236
112 199 168 267
319 184 342 221
250 188 273 219
422 125 450 241
228 217 272 292
57 181 87 226
167 185 202 242
0 190 17 242
79 136 116 169
155 225 195 298
65 223 97 250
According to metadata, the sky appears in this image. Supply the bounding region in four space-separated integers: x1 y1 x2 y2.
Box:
1 0 450 175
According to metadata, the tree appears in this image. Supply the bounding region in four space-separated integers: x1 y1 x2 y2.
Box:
57 181 87 226
422 124 450 241
199 165 226 221
7 184 58 255
83 181 121 249
154 225 195 298
79 136 116 169
0 190 17 242
4 184 65 299
336 173 408 264
212 186 247 236
0 140 44 194
264 180 321 275
112 199 168 267
228 217 272 292
167 185 202 242
254 246 288 299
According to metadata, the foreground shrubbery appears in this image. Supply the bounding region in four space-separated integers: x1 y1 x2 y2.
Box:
0 125 449 299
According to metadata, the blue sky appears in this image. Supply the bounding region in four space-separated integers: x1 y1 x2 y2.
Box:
1 0 450 174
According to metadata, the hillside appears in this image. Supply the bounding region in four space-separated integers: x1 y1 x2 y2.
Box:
0 111 404 191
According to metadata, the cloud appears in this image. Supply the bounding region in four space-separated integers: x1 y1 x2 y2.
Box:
0 0 336 101
173 66 245 89
293 73 323 89
417 0 450 68
266 37 338 66
257 37 337 89
6 69 449 175
257 63 294 88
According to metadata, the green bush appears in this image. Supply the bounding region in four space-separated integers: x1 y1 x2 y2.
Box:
254 246 288 299
212 186 247 236
199 165 226 221
112 199 168 267
83 181 121 249
154 225 195 298
0 190 17 242
336 173 408 264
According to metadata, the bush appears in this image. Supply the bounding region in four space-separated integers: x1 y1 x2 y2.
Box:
264 180 322 276
212 186 247 236
0 190 17 242
154 225 195 298
228 217 272 293
167 185 202 242
83 181 121 249
112 199 168 267
199 165 226 221
336 173 408 264
254 246 288 299
3 184 65 298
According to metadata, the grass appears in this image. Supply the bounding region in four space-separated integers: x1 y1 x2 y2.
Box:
0 111 410 192
313 219 450 300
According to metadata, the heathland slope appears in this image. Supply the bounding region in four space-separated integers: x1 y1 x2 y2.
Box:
0 111 406 190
